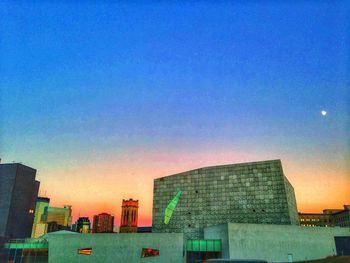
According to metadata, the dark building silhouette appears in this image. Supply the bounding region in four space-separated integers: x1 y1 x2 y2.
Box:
0 163 40 243
92 213 114 233
75 217 91 233
120 199 138 233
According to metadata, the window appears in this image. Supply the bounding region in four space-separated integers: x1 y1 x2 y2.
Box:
78 248 92 255
141 248 159 257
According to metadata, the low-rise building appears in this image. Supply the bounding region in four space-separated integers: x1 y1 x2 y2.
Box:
299 205 350 227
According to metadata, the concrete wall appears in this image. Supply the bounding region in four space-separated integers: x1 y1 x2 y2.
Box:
204 223 350 262
49 233 184 263
153 160 298 240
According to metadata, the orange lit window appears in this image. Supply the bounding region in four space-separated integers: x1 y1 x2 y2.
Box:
141 248 159 257
78 248 92 255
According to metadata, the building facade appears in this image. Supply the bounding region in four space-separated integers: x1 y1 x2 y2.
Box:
204 223 350 262
0 163 40 241
32 197 50 238
298 213 333 227
48 233 184 263
152 160 299 240
299 205 350 227
76 217 91 233
120 199 139 233
333 207 350 227
92 213 114 233
43 205 72 232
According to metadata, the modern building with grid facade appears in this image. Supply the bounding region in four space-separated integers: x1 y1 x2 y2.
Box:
152 159 298 240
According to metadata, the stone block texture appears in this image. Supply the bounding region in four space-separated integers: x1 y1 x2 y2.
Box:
152 159 299 240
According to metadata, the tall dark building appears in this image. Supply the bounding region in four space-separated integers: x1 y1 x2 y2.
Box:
0 163 40 242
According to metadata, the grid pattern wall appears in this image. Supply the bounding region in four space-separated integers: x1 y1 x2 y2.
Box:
152 160 298 240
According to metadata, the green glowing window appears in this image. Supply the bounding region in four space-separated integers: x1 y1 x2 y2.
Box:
164 191 182 224
186 239 221 252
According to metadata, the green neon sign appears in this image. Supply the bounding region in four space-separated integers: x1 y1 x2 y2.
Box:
164 191 182 224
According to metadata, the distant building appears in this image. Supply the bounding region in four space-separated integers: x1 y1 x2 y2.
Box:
120 199 138 233
45 205 72 227
0 163 40 242
298 212 333 227
31 197 50 238
92 213 114 233
333 205 350 227
42 205 72 233
299 205 350 227
76 217 91 233
152 160 298 240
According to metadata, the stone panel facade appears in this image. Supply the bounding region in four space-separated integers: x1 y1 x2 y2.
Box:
152 160 298 240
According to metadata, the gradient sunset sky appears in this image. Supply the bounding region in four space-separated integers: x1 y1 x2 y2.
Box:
1 1 349 226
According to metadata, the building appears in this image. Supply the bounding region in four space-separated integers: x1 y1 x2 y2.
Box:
32 197 50 238
299 205 350 227
31 204 73 235
0 163 40 242
204 223 350 262
152 160 298 240
41 205 72 233
92 213 114 233
48 233 183 263
120 199 139 233
3 230 77 263
75 217 91 233
298 212 333 227
26 224 349 263
333 206 350 227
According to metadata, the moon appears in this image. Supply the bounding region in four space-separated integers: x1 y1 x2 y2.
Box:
321 110 327 116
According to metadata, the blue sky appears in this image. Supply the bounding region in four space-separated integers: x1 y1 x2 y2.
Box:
0 1 349 220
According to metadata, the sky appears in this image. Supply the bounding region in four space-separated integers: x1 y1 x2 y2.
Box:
0 1 349 227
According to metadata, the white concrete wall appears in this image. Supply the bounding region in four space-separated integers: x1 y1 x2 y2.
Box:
49 233 184 263
204 223 350 263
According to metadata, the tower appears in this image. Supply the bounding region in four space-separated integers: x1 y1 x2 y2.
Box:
119 199 138 233
0 163 40 241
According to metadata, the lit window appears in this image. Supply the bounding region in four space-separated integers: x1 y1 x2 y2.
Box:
141 248 159 258
78 248 92 255
29 209 34 214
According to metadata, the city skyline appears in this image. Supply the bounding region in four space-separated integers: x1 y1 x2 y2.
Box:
1 1 349 226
